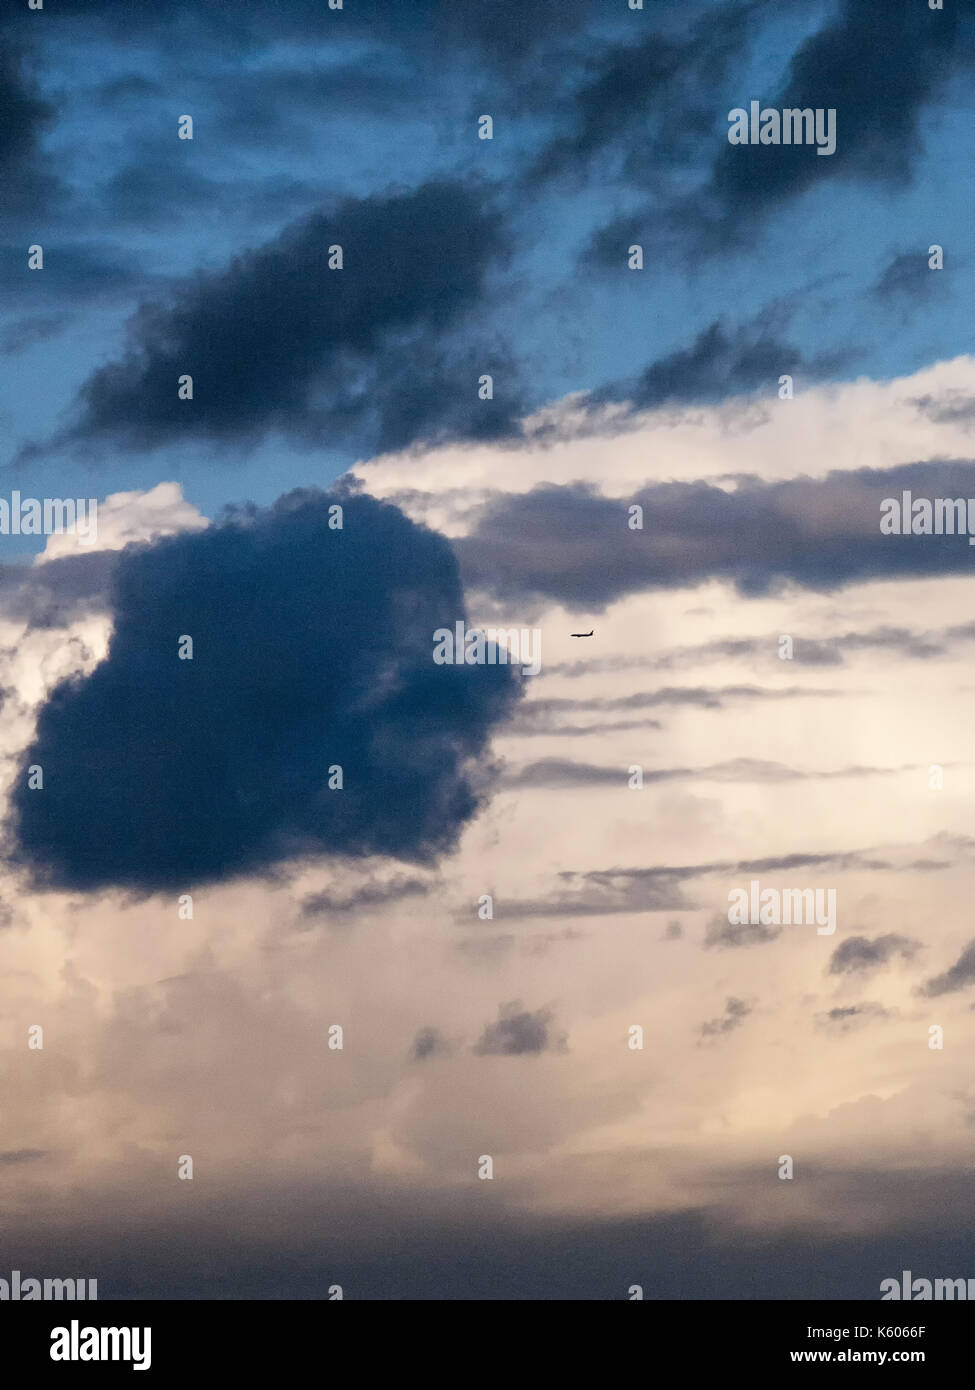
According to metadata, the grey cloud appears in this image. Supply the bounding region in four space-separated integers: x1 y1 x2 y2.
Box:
411 1027 450 1062
301 876 432 919
920 940 975 998
504 757 913 791
828 934 922 976
704 914 781 950
456 460 975 608
700 996 751 1037
473 1001 566 1056
36 181 525 461
815 1003 891 1031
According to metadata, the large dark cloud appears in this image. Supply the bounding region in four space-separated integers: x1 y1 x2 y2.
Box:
44 181 524 459
6 489 521 893
589 0 960 262
456 459 975 608
705 0 957 221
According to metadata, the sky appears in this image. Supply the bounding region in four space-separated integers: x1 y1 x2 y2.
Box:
1 0 975 1299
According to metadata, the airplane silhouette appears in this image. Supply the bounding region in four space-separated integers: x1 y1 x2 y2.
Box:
570 630 594 637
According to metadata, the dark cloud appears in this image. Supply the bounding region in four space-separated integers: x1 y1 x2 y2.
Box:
504 756 908 790
492 871 695 922
456 459 975 608
705 1 956 224
0 313 71 356
493 843 930 926
828 933 922 976
704 913 781 950
473 1001 566 1056
509 688 843 736
0 1148 48 1165
0 552 116 630
0 46 56 216
872 250 944 302
700 996 751 1037
301 875 431 918
815 1002 891 1031
6 489 521 893
2 241 154 309
920 940 975 998
595 316 851 411
589 0 960 261
914 392 975 429
663 919 683 940
411 1027 450 1062
42 181 524 459
528 0 772 191
32 0 595 68
542 621 969 677
95 156 322 234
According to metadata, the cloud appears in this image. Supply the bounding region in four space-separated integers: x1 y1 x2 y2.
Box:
526 2 757 185
872 250 944 302
301 875 431 919
0 1148 48 1165
704 913 781 950
504 756 907 790
0 552 116 631
920 940 975 998
598 317 851 411
914 392 975 429
473 1001 566 1056
456 459 975 608
589 0 959 261
828 934 922 976
6 489 522 893
43 181 524 459
411 1027 450 1062
509 686 845 739
815 1003 891 1031
699 996 751 1037
0 45 56 217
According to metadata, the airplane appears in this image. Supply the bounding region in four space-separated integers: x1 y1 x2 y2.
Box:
570 630 594 637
